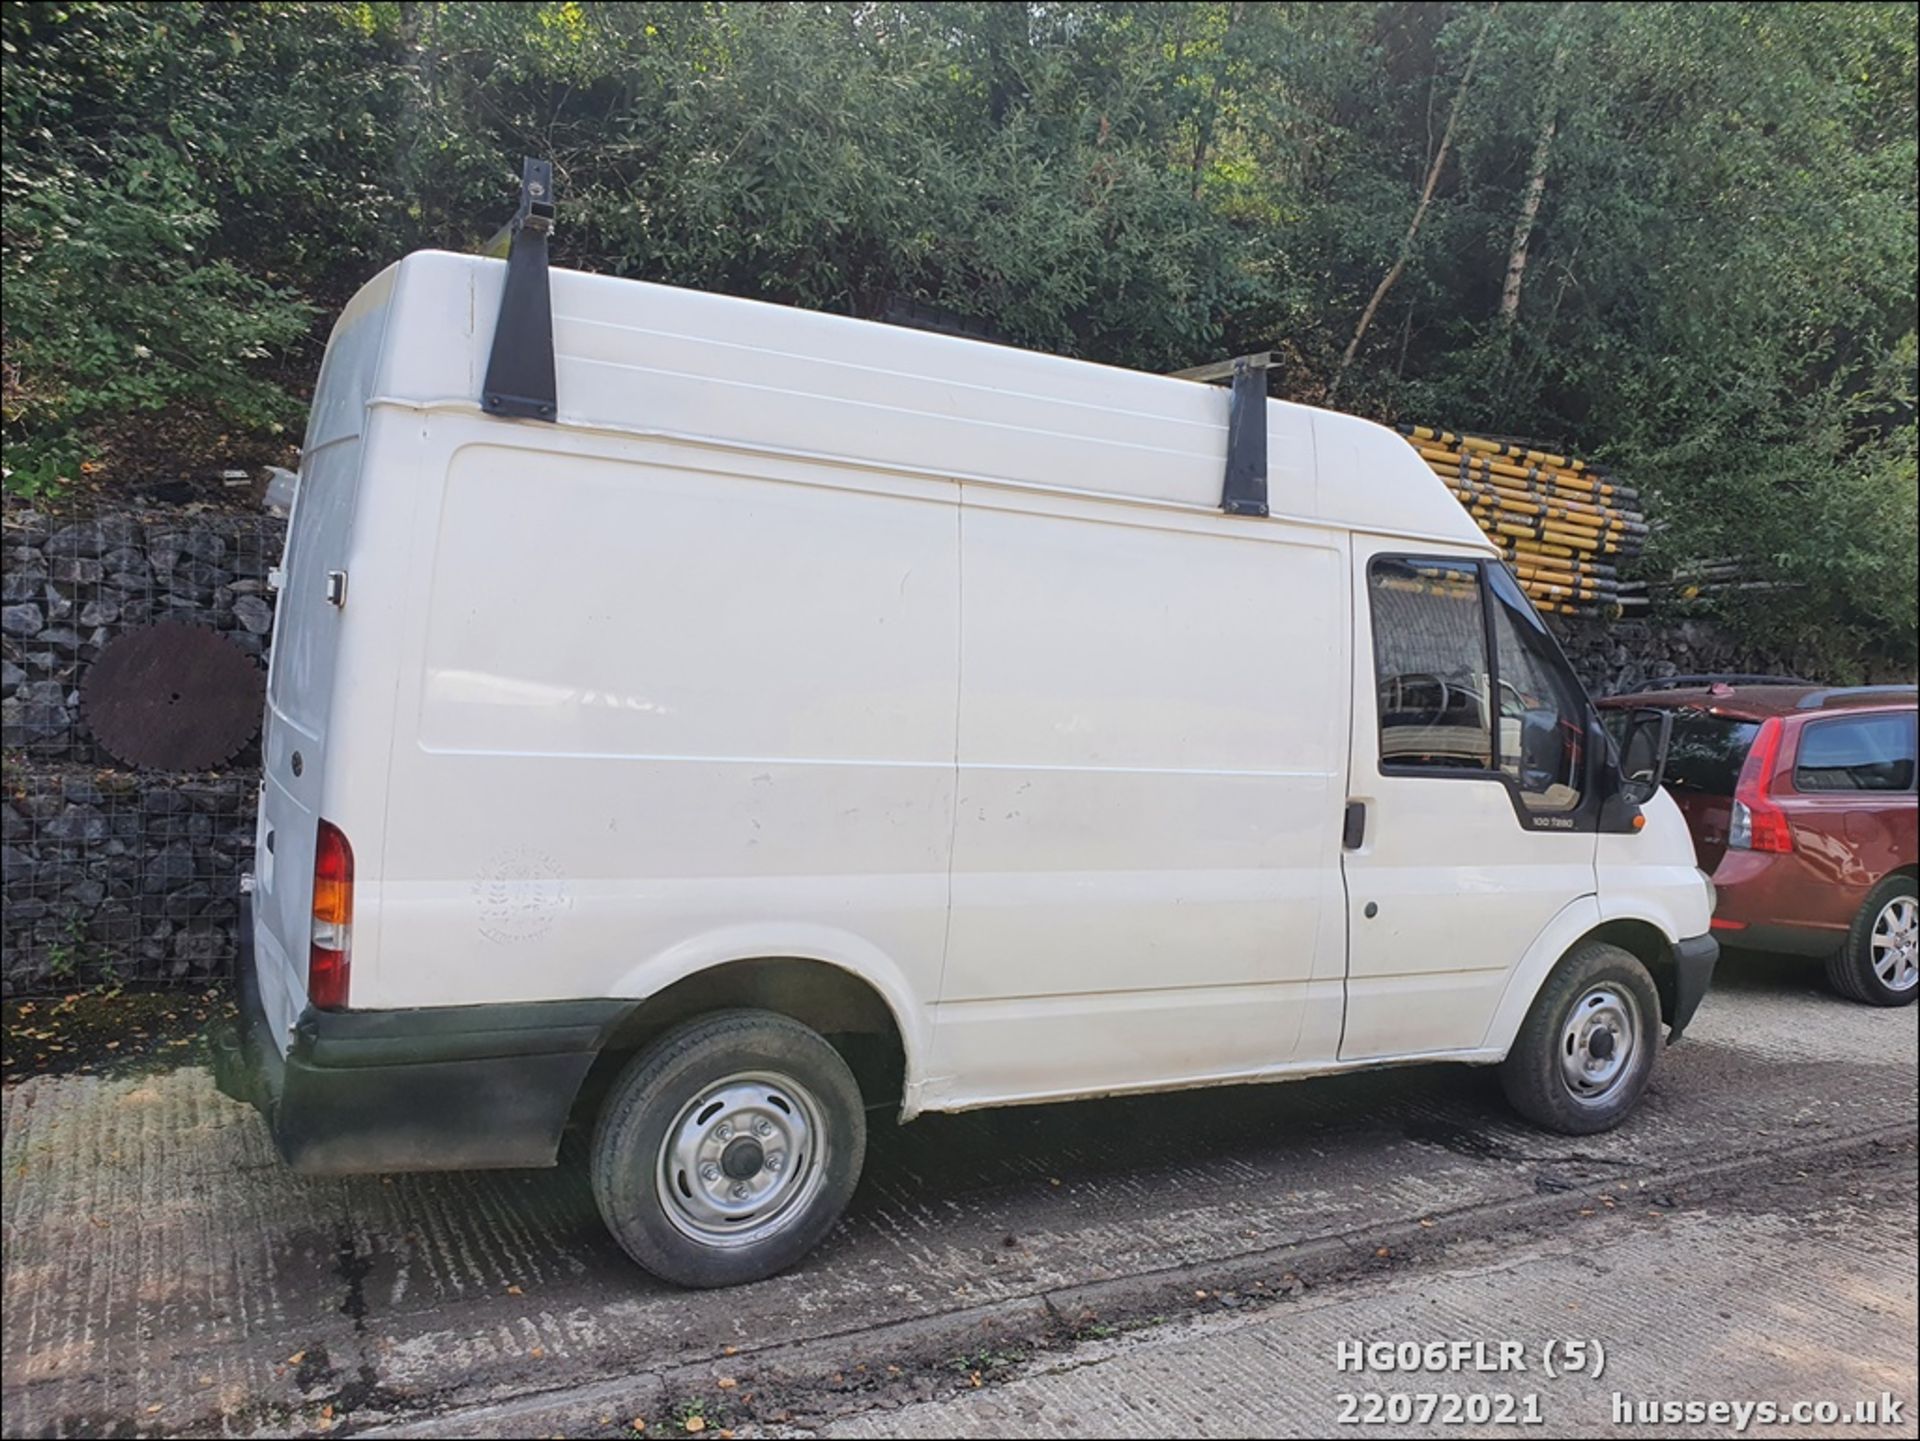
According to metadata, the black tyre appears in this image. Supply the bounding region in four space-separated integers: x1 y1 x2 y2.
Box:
590 1009 866 1288
1826 875 1919 1008
1499 941 1662 1135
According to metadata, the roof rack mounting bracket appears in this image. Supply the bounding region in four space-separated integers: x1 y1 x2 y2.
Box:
480 156 558 422
1221 354 1269 517
1169 351 1270 518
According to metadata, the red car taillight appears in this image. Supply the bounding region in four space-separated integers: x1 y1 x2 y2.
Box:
309 819 353 1010
1728 717 1793 854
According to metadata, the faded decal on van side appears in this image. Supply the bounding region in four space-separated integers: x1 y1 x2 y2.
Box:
474 846 573 943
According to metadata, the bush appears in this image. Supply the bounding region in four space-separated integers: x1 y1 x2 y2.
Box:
2 138 312 493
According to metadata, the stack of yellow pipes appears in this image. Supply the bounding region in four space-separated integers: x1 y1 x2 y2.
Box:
1397 424 1646 616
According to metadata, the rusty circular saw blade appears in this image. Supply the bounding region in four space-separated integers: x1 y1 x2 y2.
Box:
81 620 265 771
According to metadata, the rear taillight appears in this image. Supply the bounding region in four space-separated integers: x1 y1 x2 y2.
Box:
1728 717 1792 854
309 819 353 1010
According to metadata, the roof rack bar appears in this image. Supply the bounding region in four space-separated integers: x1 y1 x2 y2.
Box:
1168 351 1272 384
481 156 558 422
1796 684 1919 708
1169 352 1270 518
1634 673 1812 692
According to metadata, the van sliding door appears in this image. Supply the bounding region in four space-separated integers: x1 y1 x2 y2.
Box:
930 496 1352 1106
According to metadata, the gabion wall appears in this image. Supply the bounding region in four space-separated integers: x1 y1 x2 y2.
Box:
2 502 284 994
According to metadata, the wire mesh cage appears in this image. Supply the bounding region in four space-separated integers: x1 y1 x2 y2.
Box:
2 501 285 995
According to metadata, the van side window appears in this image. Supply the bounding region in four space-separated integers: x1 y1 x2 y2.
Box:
1794 714 1918 792
1486 566 1586 813
1369 559 1492 771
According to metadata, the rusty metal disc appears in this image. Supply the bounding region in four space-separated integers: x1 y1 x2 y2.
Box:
81 620 265 771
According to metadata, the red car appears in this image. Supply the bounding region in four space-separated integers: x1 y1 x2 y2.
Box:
1601 679 1918 1006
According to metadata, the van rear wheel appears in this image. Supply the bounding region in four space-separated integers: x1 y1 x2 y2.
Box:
591 1009 866 1288
1499 942 1661 1135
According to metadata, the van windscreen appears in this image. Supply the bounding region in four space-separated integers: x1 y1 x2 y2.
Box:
1662 713 1761 795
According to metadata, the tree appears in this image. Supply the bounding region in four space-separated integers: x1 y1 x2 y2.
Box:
2 2 1912 670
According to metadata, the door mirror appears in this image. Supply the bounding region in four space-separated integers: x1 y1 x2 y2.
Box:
1617 707 1675 805
1518 707 1563 791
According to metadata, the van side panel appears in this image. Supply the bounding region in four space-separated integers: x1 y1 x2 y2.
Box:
370 432 960 1022
928 492 1350 1108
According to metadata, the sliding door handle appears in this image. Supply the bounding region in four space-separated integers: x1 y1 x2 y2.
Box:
1343 800 1368 850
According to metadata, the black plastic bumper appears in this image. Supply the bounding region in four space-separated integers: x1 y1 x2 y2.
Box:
1667 932 1719 1042
212 901 629 1175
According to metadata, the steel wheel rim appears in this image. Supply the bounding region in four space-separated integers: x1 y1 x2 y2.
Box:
1870 896 1919 993
656 1071 827 1249
1559 985 1641 1106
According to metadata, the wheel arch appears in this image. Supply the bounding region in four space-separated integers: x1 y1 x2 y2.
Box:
1482 896 1694 1056
571 951 922 1138
1582 917 1681 1034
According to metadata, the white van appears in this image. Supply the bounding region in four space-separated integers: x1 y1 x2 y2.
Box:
216 181 1715 1288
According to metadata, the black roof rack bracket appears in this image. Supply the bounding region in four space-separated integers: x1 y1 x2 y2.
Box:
1170 352 1270 518
481 157 558 422
1221 354 1269 517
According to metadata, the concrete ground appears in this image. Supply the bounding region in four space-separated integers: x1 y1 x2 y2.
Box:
1 952 1914 1440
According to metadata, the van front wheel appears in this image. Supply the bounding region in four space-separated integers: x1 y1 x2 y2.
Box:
591 1009 867 1288
1499 942 1661 1135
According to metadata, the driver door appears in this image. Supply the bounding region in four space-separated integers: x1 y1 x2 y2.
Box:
1340 543 1600 1059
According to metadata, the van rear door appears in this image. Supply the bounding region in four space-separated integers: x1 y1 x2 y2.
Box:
251 280 388 1043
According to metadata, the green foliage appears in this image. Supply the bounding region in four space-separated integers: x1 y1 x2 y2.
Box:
1 1 1913 669
3 137 313 490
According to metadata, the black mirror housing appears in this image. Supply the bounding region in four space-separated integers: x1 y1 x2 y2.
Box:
1618 707 1676 806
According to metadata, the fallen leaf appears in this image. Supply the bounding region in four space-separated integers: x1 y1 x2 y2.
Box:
684 1418 705 1434
146 1404 163 1415
723 1345 738 1356
287 1351 305 1365
506 1285 523 1295
1374 1247 1392 1259
716 1377 737 1389
530 1346 545 1358
629 1420 646 1434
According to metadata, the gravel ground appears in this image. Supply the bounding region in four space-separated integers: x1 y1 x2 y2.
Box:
2 951 1914 1439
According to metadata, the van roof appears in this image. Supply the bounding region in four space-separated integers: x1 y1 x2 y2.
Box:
343 250 1492 551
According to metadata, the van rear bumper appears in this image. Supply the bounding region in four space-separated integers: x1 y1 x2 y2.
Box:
213 904 628 1174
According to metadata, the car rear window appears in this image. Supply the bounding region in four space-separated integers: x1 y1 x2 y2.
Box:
1661 713 1761 795
1794 713 1918 792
